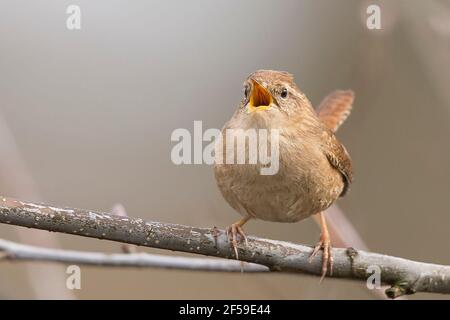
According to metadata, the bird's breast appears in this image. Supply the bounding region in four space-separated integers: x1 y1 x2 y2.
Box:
214 127 343 223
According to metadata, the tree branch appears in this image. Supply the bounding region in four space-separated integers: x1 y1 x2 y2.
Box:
0 196 449 299
0 238 267 272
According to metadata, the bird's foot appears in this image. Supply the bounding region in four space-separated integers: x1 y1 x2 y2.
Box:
308 233 334 283
226 223 248 260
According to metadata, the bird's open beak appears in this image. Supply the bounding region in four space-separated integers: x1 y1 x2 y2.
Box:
247 80 273 113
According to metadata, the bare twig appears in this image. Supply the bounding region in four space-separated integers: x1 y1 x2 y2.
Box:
0 196 449 299
0 238 267 272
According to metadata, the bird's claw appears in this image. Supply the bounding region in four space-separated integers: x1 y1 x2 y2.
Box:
309 234 334 283
226 223 248 260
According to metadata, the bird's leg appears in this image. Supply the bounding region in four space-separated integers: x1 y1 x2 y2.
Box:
309 212 333 282
226 216 250 260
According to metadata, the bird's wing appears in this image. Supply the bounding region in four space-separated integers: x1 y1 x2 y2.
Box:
316 90 354 133
323 131 353 196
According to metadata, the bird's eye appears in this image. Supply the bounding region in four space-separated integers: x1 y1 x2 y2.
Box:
281 87 288 99
243 84 250 99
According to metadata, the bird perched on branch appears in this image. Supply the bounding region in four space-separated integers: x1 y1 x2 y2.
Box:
214 70 354 280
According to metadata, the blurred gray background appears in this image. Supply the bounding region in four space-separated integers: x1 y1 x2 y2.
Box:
1 0 450 299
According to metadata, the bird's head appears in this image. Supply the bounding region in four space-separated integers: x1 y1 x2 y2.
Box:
240 70 312 117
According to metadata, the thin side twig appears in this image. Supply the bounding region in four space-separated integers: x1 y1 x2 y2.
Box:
0 238 268 272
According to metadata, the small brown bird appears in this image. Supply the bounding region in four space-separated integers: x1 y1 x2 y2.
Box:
214 70 354 280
